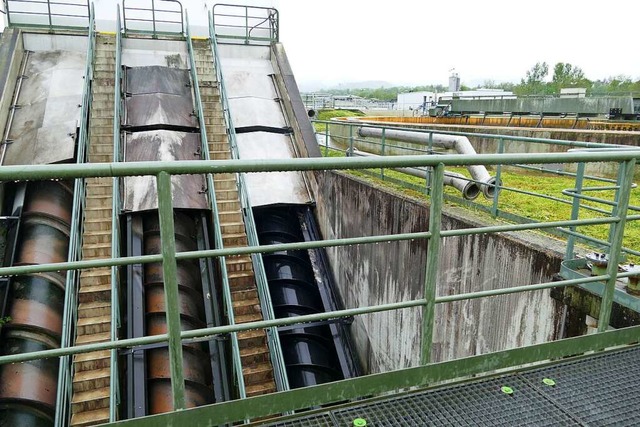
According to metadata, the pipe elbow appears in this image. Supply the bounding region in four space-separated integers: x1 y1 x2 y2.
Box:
482 176 498 198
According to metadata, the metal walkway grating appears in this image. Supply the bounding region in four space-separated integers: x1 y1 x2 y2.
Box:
262 345 640 426
522 346 640 426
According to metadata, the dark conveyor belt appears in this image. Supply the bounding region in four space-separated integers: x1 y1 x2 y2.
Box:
255 206 360 388
0 181 74 427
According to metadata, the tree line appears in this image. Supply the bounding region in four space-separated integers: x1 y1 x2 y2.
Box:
317 62 640 101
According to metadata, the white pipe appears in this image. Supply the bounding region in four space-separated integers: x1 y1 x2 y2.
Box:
358 127 496 198
352 149 481 200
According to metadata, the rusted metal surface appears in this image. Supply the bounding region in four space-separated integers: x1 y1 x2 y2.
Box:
3 51 85 166
141 212 213 414
123 131 207 212
0 180 73 425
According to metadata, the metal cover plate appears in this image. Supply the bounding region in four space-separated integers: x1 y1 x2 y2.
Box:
236 132 312 207
124 93 198 129
228 97 286 129
121 38 188 69
224 70 277 99
123 131 207 212
125 66 192 96
3 51 85 165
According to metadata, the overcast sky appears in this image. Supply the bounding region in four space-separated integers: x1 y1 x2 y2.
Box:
274 0 640 89
7 0 640 90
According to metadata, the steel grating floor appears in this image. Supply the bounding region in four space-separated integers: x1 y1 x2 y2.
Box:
261 346 640 426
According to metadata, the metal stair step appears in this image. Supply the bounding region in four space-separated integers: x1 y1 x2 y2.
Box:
245 381 277 397
82 243 112 259
75 331 111 346
88 155 114 163
237 329 267 349
228 272 256 291
71 386 110 412
77 315 111 335
70 407 110 427
235 312 263 324
242 362 274 384
222 233 249 248
220 222 245 235
83 231 112 246
232 298 262 316
72 367 110 393
225 256 253 273
73 350 110 372
78 284 111 304
84 219 111 232
215 188 241 201
240 345 270 365
78 277 111 290
216 199 242 211
78 300 111 319
210 150 232 160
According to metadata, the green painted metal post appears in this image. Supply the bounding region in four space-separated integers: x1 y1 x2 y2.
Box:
491 138 504 218
421 163 444 365
156 172 186 410
380 127 386 179
598 159 636 332
426 132 434 196
324 123 329 156
565 162 585 260
608 161 625 247
348 125 354 156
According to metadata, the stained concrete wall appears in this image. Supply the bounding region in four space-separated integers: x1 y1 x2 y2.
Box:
314 171 564 374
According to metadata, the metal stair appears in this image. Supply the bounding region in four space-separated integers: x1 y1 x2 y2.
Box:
70 33 116 427
193 39 277 397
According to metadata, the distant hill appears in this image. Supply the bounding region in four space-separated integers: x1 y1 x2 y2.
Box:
329 81 395 90
299 80 395 92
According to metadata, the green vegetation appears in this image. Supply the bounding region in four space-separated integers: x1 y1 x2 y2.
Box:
0 316 11 326
500 61 640 96
321 147 640 260
316 63 640 99
313 109 364 132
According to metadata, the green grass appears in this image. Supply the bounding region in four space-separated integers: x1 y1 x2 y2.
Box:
312 109 364 132
321 147 640 260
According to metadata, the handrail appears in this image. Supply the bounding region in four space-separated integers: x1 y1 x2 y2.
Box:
53 4 94 426
109 6 123 422
185 10 246 401
208 10 290 392
212 3 278 45
123 0 184 37
4 0 90 29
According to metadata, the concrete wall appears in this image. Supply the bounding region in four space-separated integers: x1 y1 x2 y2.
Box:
314 171 564 374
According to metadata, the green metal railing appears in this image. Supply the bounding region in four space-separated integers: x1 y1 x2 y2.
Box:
313 119 640 259
122 0 184 37
208 9 290 393
0 151 637 424
53 4 95 426
212 3 278 45
109 7 123 421
4 0 90 29
185 11 247 401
